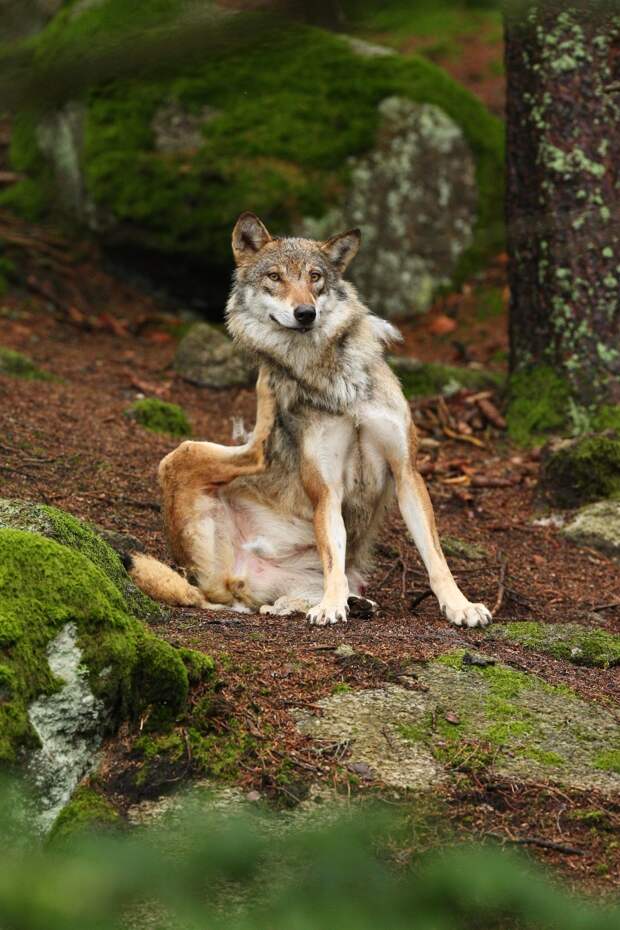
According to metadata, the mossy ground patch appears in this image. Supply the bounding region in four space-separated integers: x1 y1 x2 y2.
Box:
489 621 620 669
125 398 191 437
295 650 620 793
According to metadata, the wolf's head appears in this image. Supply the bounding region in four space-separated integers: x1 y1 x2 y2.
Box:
226 212 362 350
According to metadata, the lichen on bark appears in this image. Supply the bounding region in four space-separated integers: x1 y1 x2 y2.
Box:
505 2 620 426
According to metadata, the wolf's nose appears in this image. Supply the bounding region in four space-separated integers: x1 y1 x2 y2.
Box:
294 304 316 326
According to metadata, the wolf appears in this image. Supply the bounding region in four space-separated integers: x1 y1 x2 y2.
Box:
129 213 492 628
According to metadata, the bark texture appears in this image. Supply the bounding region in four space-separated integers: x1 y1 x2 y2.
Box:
505 1 620 408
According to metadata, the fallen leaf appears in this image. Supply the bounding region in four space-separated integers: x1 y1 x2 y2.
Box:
428 313 457 336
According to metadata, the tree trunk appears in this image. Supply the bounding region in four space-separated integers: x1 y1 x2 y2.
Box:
505 1 620 410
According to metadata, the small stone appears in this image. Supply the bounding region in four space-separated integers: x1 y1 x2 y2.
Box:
335 644 355 658
462 653 495 668
174 323 254 389
444 711 461 725
245 790 261 803
347 762 375 780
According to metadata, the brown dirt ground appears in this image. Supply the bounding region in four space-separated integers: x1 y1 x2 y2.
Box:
1 234 619 893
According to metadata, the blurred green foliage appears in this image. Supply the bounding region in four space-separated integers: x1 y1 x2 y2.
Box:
0 778 618 930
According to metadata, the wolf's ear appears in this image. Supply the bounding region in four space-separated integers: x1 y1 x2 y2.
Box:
321 228 361 273
232 212 272 265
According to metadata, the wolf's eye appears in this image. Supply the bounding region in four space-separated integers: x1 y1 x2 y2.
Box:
267 272 280 282
310 271 322 282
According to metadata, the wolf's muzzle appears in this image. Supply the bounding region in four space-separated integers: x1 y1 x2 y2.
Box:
294 304 316 327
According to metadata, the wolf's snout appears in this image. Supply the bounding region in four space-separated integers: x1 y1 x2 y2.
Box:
294 304 316 327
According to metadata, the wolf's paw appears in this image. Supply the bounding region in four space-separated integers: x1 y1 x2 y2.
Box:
347 595 377 619
260 596 310 617
307 600 349 626
442 602 492 628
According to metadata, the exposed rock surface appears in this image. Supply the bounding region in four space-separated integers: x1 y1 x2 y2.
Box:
174 322 254 389
28 624 106 833
295 652 620 794
303 99 478 317
562 500 620 559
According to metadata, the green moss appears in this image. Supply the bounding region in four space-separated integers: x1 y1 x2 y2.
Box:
134 717 255 785
474 286 505 321
592 404 620 433
497 621 620 669
506 365 571 447
178 648 215 685
0 498 165 623
331 682 353 695
48 786 120 845
125 398 191 437
132 636 189 729
441 535 488 562
594 750 620 774
9 1 503 282
0 346 52 380
541 435 620 507
0 528 200 762
390 358 503 398
414 651 574 775
520 747 565 767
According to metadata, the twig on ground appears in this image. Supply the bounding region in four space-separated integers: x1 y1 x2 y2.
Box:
485 832 584 856
410 588 433 611
377 559 401 590
493 556 508 616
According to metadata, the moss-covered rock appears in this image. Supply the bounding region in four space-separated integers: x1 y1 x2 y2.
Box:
488 622 620 669
48 785 121 845
295 651 620 793
389 356 503 398
5 0 504 307
561 500 620 560
125 398 191 437
0 346 52 380
0 498 165 623
0 527 213 829
540 434 620 507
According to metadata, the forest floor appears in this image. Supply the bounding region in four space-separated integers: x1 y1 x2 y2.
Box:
1 225 619 895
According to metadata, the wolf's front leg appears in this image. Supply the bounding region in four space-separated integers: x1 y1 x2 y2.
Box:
301 421 353 626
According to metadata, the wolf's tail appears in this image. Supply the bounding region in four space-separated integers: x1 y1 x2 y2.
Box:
123 552 208 608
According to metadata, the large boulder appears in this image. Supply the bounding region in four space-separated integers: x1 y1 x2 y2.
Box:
3 1 504 315
0 525 213 832
0 498 166 622
174 322 254 388
561 500 620 560
302 98 478 318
